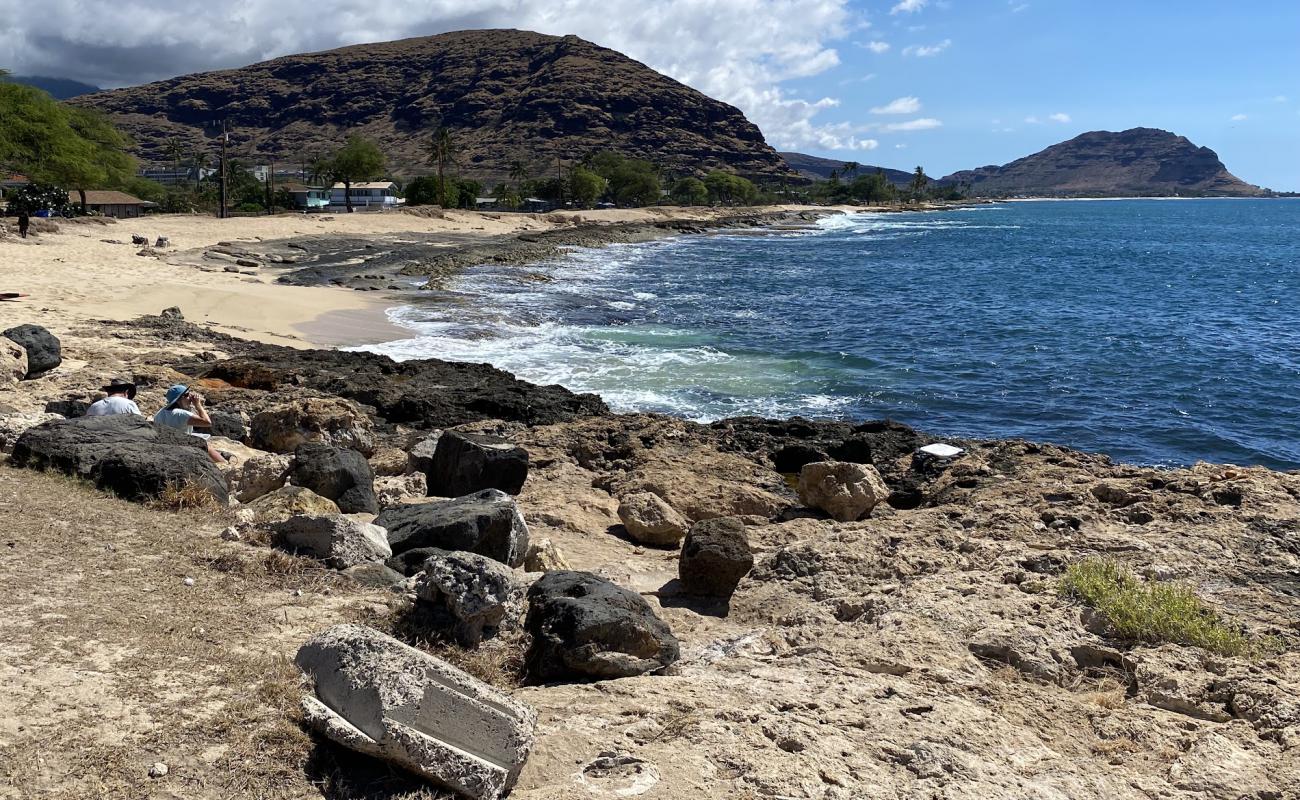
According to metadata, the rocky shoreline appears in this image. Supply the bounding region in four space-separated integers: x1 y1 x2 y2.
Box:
2 272 1298 796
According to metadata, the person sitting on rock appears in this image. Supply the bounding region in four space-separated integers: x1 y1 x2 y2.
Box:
153 384 226 464
86 378 143 417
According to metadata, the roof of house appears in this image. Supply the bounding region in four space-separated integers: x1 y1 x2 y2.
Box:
68 190 145 205
331 182 396 190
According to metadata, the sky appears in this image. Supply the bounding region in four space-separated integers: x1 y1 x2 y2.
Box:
1 0 1296 189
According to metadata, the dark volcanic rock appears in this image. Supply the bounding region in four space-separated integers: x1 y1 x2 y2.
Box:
711 417 930 486
208 409 250 442
44 399 90 418
73 29 794 182
679 517 754 597
376 489 528 567
524 571 679 681
10 415 227 503
942 128 1266 197
425 431 529 497
4 324 62 376
184 346 607 429
289 442 378 514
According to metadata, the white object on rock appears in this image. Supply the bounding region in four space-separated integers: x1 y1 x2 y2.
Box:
220 526 243 542
918 443 965 459
295 624 537 800
797 461 891 522
148 762 168 778
182 576 195 587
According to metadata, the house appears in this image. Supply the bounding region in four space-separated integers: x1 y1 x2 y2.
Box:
329 181 403 209
280 183 331 210
68 190 148 218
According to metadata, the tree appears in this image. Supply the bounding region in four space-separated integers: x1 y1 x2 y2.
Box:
842 161 861 179
704 171 758 205
6 182 70 216
50 108 136 212
508 159 529 185
568 166 607 208
670 177 708 206
326 135 386 212
428 126 457 207
189 146 209 191
587 152 661 207
165 137 185 183
910 166 929 196
491 182 521 210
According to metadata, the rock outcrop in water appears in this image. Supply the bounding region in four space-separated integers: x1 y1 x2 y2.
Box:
71 29 793 181
942 128 1267 197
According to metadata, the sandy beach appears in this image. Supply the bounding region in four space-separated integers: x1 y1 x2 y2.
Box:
0 205 846 349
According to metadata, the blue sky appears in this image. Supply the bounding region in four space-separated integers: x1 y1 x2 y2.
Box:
794 0 1300 188
3 0 1296 188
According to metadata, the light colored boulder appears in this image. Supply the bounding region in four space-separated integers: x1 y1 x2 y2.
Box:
523 538 569 572
415 550 519 646
2 338 26 384
375 472 429 510
617 492 688 546
369 446 410 476
248 485 341 524
797 461 891 522
250 397 375 455
295 624 537 800
236 452 292 503
270 514 392 569
0 412 62 454
1168 733 1274 799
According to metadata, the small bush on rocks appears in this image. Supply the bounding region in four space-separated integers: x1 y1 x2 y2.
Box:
151 479 222 512
1059 558 1260 657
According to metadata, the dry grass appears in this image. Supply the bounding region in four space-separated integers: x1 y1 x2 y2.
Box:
1060 558 1268 658
151 478 223 512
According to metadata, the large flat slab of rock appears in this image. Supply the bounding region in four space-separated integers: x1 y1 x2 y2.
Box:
10 415 227 504
424 431 529 497
295 624 536 800
377 489 529 567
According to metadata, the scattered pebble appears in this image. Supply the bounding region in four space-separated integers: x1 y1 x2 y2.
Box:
292 589 303 597
220 527 242 542
148 762 168 778
182 577 195 587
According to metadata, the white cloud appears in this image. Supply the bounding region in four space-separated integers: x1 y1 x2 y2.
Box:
891 0 928 13
0 0 865 152
902 39 951 57
894 143 907 148
1273 95 1288 103
1048 112 1071 123
1009 2 1029 11
860 40 891 53
1231 113 1248 121
870 96 921 114
861 117 941 132
1024 115 1041 124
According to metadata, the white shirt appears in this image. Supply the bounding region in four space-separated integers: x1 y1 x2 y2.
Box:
86 396 142 417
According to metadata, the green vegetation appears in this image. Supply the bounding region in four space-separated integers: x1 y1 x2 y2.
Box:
1059 558 1267 657
586 152 661 206
0 75 138 211
703 171 759 205
669 177 708 206
567 165 607 208
324 135 386 212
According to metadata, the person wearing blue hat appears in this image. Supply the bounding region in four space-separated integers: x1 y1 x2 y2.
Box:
153 384 226 464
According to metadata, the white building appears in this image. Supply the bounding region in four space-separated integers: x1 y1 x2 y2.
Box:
329 181 403 209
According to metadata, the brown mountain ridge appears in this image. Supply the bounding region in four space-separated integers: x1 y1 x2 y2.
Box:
72 29 793 182
941 128 1266 197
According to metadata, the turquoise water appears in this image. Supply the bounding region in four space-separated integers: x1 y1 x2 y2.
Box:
364 199 1300 469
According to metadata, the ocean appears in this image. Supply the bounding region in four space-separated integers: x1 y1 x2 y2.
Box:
360 199 1300 470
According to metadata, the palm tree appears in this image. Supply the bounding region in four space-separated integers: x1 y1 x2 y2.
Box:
508 159 528 186
165 137 185 184
428 126 457 204
842 161 861 180
910 166 929 194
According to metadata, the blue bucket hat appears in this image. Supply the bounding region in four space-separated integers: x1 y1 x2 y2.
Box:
164 384 189 408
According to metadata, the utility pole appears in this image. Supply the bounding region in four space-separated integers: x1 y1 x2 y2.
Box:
267 159 275 215
218 122 229 219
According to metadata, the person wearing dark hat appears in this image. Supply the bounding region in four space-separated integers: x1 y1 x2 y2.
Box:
86 378 142 417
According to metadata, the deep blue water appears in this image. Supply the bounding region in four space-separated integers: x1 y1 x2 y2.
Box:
363 199 1300 469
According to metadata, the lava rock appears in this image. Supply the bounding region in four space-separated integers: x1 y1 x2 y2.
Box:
341 562 407 588
250 397 375 455
424 431 529 497
289 442 378 514
208 409 250 443
377 489 529 567
678 517 754 597
247 485 340 523
270 514 392 569
524 571 679 681
10 415 227 504
414 549 519 646
3 324 61 376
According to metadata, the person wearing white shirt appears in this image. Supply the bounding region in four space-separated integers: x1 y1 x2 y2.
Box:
86 378 143 417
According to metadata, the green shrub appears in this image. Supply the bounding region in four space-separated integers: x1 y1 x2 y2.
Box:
1059 558 1258 657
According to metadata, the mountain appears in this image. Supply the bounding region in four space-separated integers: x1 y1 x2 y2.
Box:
4 75 100 99
70 30 793 182
779 152 913 186
941 128 1265 197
